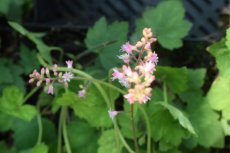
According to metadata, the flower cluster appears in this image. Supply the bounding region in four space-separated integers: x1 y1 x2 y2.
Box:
112 28 158 104
29 60 74 95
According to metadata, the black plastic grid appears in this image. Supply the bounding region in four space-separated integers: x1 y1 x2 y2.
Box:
32 0 229 40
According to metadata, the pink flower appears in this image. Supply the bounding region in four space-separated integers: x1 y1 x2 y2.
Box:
122 65 132 77
36 80 42 87
48 85 54 95
150 52 158 64
45 68 50 76
145 43 151 49
112 68 124 81
53 64 58 76
28 78 34 83
46 78 50 85
66 60 73 69
78 89 86 97
124 93 135 104
119 78 129 87
108 109 119 120
62 72 74 82
143 62 155 74
118 54 130 64
41 68 45 75
121 42 133 54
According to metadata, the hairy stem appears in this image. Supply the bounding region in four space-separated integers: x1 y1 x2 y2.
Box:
163 82 168 104
36 102 43 145
62 107 72 153
57 107 64 153
23 87 39 103
138 105 152 153
131 104 140 153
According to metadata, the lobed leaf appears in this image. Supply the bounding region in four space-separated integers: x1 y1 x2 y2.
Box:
134 0 192 50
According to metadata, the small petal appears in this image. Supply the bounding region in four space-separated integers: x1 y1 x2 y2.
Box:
118 54 130 64
150 52 158 64
66 60 73 69
53 64 58 76
112 68 124 81
48 85 54 95
46 78 50 85
78 89 86 97
28 78 34 83
108 109 119 120
45 68 50 76
121 42 133 54
62 72 74 82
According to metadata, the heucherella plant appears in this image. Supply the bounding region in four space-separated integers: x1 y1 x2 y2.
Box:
27 28 158 153
112 28 158 105
111 28 158 153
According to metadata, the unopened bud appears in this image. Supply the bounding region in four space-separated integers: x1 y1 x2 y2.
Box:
29 78 34 83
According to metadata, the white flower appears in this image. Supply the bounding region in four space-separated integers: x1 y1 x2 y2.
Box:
108 109 119 120
62 72 74 82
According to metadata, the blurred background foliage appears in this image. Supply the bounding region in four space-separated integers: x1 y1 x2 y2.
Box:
0 0 230 153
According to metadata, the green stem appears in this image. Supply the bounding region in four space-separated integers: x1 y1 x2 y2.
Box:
93 81 135 153
62 107 72 153
113 119 135 153
138 105 151 153
23 87 39 103
36 102 43 145
163 82 168 104
131 104 140 153
57 107 64 153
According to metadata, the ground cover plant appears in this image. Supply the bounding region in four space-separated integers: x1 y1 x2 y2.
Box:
0 0 230 153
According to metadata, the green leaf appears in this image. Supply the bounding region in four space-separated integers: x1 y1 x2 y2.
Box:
214 49 230 74
85 17 107 52
0 58 25 92
67 119 98 153
12 117 38 150
157 103 196 135
19 143 49 153
0 141 17 153
0 86 24 107
155 66 188 93
0 65 13 84
221 119 230 136
135 0 192 50
0 86 37 121
226 28 230 50
85 17 128 70
186 69 206 89
32 143 48 153
8 22 62 64
56 91 78 106
206 74 230 110
12 117 56 150
98 130 122 153
41 118 56 144
207 39 226 57
0 0 11 14
0 113 13 132
70 85 112 128
117 102 143 139
186 97 224 148
179 68 206 103
19 44 40 74
150 105 189 150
